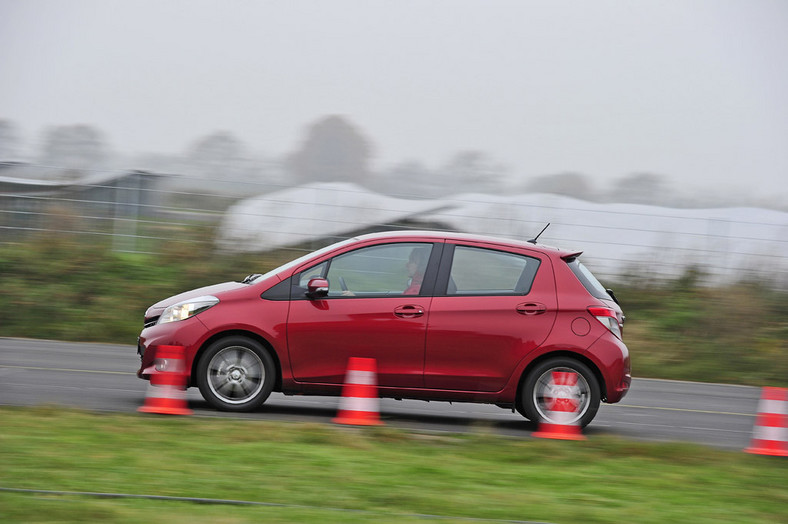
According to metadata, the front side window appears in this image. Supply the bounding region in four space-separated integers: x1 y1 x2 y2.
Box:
325 243 433 297
297 261 328 288
448 246 540 295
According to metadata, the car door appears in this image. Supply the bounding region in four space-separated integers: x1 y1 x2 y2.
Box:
287 242 441 388
424 243 557 392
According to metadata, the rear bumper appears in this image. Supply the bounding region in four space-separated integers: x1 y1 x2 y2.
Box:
585 334 630 403
611 369 632 403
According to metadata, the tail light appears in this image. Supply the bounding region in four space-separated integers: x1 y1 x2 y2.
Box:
588 307 623 339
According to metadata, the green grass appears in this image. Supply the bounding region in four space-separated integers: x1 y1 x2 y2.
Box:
1 407 786 523
613 272 788 386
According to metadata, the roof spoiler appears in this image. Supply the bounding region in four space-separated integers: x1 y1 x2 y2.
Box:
560 251 583 262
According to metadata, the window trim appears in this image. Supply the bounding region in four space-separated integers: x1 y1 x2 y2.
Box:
290 241 444 300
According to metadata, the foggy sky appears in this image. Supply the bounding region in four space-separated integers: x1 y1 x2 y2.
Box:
1 0 787 197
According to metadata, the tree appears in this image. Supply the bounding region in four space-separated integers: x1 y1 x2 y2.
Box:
185 131 248 179
377 160 439 198
524 172 595 201
440 150 507 195
175 130 278 197
612 173 670 205
38 124 109 172
286 115 373 185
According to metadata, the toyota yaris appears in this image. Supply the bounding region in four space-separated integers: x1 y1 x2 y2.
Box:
137 231 630 427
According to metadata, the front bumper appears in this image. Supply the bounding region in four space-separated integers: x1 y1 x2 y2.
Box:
136 317 209 381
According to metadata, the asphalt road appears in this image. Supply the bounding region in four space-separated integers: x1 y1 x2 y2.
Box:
0 337 763 451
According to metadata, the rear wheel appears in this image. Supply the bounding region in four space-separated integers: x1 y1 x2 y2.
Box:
521 357 600 428
196 336 275 412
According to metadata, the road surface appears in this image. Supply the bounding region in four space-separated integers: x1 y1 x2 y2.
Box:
0 337 762 450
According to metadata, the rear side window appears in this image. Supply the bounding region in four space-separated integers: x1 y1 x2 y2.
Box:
567 259 610 300
448 246 540 295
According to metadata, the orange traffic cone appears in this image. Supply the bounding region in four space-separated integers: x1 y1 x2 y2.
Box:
332 357 383 426
138 345 193 416
532 370 586 441
745 387 788 457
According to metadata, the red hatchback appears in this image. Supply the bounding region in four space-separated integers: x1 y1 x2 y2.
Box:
137 231 630 427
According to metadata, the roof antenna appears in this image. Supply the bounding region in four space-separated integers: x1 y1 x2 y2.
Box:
527 223 550 244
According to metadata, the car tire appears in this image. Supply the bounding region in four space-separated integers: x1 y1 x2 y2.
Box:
196 336 275 412
521 357 600 428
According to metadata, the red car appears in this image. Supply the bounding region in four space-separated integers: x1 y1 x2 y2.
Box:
137 231 630 427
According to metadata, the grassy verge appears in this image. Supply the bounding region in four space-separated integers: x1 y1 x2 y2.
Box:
613 271 788 385
1 407 786 523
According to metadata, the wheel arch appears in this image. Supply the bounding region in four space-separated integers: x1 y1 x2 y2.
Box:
515 350 607 415
190 329 283 392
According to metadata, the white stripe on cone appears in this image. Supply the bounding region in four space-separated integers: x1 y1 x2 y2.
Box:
346 369 376 386
760 399 786 414
143 385 187 400
338 395 379 414
753 425 788 443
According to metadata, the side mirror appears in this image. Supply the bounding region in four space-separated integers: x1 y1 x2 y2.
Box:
306 278 329 298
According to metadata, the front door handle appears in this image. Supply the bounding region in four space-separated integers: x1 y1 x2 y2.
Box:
394 305 424 318
516 302 547 315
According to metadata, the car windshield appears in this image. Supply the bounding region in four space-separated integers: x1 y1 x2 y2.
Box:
245 237 359 285
566 258 610 300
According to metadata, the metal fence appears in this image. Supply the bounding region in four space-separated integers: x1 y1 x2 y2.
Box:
2 169 787 287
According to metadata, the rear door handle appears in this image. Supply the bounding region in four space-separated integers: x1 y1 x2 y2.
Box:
516 303 547 315
394 305 424 318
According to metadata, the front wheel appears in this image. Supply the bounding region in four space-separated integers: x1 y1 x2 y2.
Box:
521 357 600 428
196 336 275 412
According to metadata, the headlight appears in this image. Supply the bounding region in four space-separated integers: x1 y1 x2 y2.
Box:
157 296 219 324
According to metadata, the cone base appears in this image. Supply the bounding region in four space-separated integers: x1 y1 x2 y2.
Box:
532 431 586 441
532 423 586 441
744 445 788 457
332 415 383 426
138 405 193 416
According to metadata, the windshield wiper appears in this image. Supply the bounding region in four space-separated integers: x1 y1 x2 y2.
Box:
241 274 263 284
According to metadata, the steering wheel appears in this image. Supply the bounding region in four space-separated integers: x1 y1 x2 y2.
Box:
339 276 348 292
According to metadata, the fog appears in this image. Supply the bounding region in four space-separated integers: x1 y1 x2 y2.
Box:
2 0 787 204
